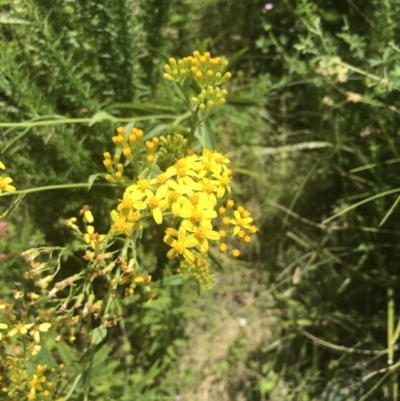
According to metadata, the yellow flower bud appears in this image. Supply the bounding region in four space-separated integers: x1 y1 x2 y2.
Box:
122 147 132 161
83 210 94 224
219 243 228 252
226 199 234 208
103 159 112 172
146 154 154 165
221 71 232 83
179 69 187 80
116 126 125 136
164 73 174 81
105 174 113 183
169 57 177 69
231 249 240 257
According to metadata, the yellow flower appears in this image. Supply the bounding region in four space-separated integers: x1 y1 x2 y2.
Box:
83 225 106 253
190 225 220 253
198 178 218 206
110 210 140 238
0 160 5 170
118 191 146 216
31 322 52 344
212 169 232 198
230 210 253 235
180 205 217 231
0 176 16 193
166 158 202 192
126 177 157 199
164 226 198 262
165 190 186 217
8 322 35 337
146 186 169 224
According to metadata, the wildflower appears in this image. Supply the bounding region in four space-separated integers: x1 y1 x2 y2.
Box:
126 177 157 199
165 190 186 216
230 210 253 235
265 3 274 10
212 169 232 198
7 322 35 337
166 158 202 192
146 187 169 224
117 191 146 216
110 210 138 238
189 225 220 253
164 226 198 262
0 176 16 194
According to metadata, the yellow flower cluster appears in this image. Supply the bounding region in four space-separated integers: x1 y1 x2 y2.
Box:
107 134 258 266
0 356 62 401
0 302 51 355
177 253 215 290
103 127 160 183
164 50 231 112
218 200 259 256
0 160 16 195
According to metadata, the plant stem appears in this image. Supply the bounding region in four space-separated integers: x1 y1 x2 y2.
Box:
187 106 200 148
0 182 113 197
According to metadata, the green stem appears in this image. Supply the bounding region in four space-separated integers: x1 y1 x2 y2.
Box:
0 114 179 128
0 182 113 197
177 85 194 114
187 106 200 148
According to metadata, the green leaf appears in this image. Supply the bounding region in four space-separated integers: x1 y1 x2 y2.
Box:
56 341 78 366
88 174 100 190
228 47 248 71
89 111 117 126
91 326 107 345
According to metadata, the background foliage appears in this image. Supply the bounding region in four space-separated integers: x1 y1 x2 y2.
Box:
2 0 400 400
